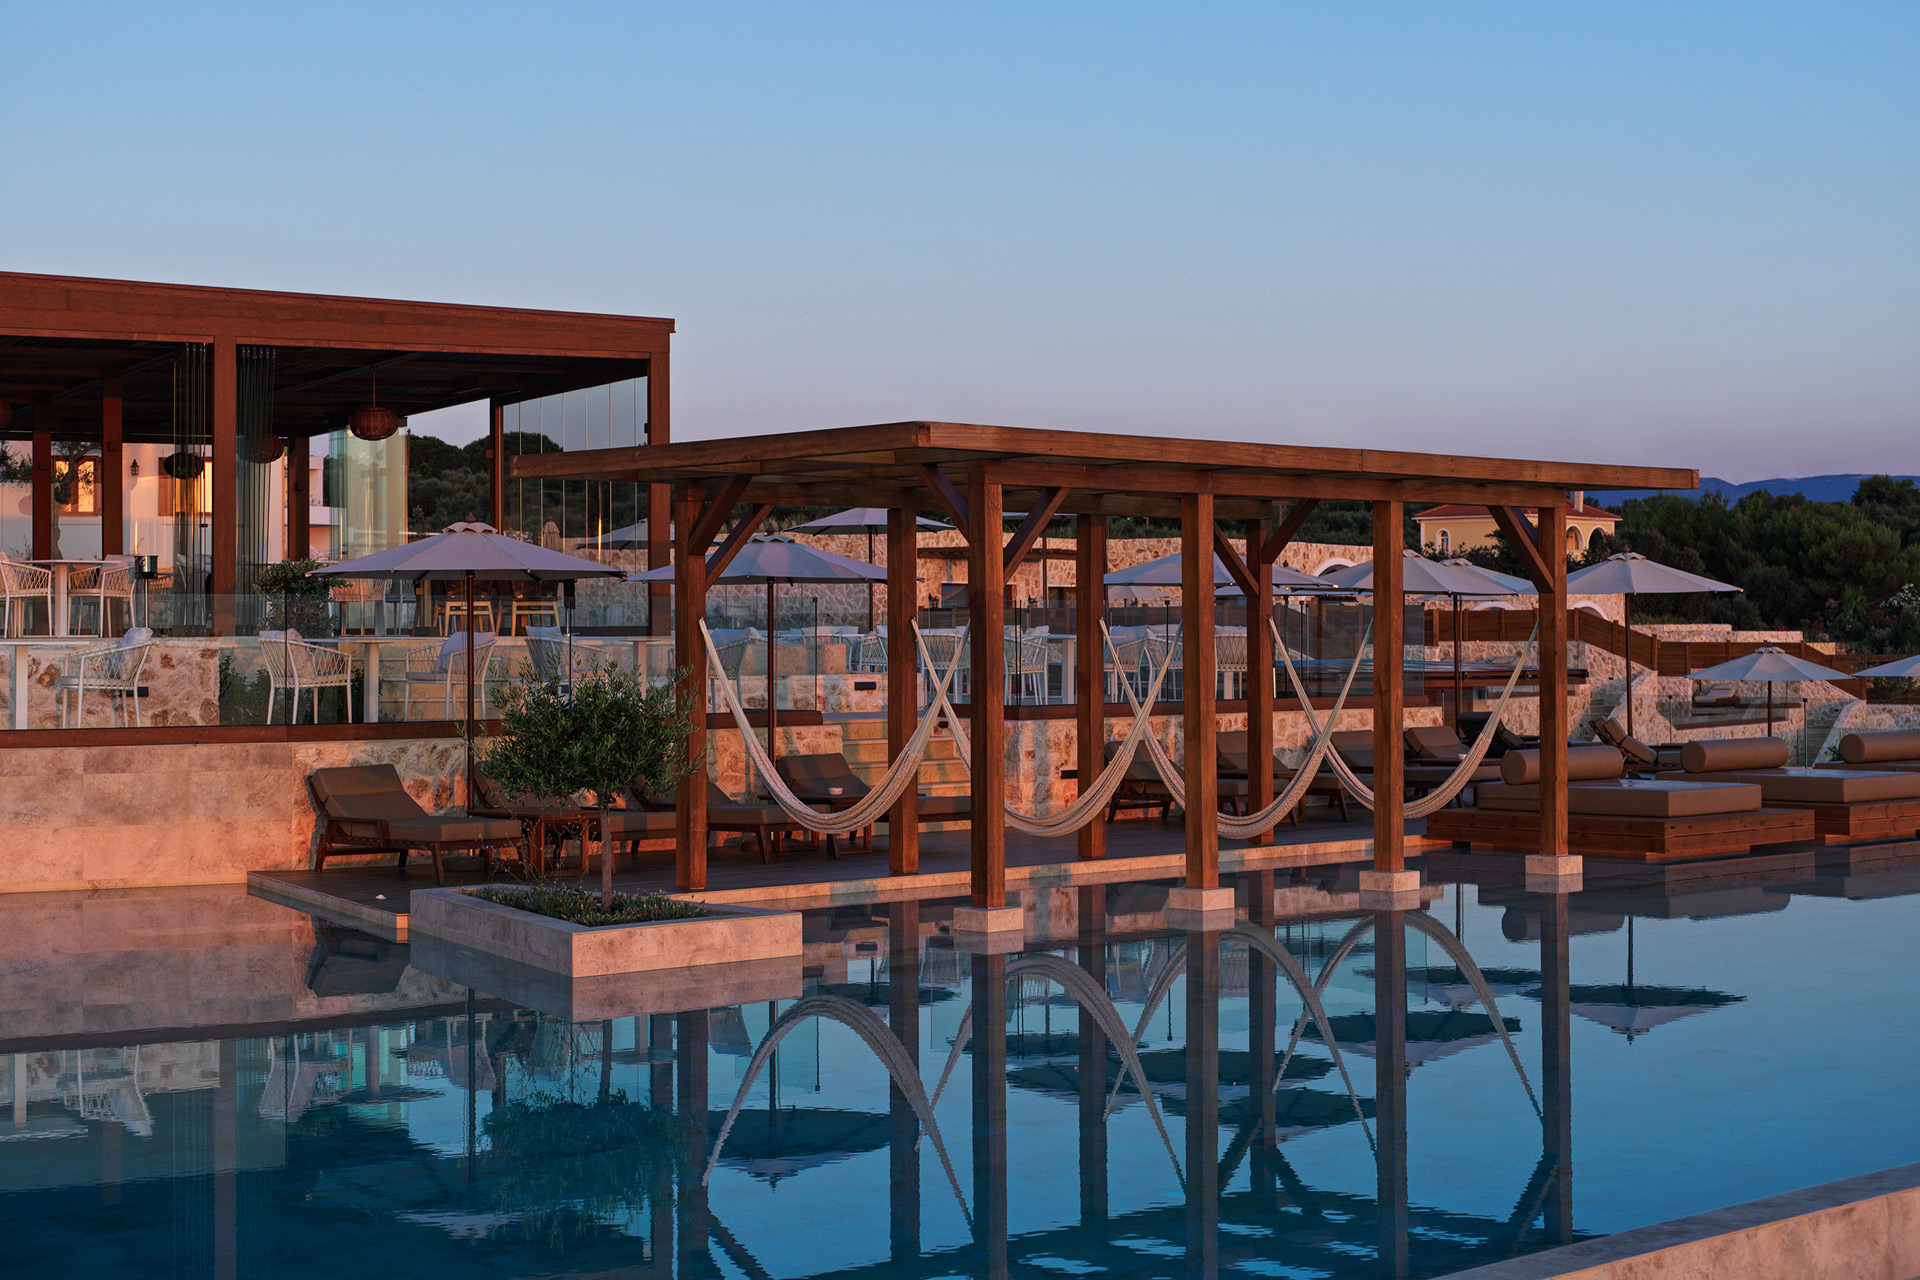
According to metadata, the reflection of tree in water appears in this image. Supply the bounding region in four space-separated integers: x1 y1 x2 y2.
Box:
482 1090 681 1253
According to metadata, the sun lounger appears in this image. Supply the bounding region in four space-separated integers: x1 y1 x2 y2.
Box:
1403 724 1503 800
1817 730 1920 774
632 779 836 862
1590 717 1684 773
1216 729 1350 823
774 752 876 849
307 764 525 885
1426 744 1815 860
471 774 675 873
1658 737 1920 843
1104 739 1177 822
1331 728 1493 805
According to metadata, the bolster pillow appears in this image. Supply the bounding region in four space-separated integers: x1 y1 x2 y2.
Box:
1680 736 1790 773
1500 745 1625 785
1839 730 1920 765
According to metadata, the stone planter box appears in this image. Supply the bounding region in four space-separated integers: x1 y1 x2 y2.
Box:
409 887 801 978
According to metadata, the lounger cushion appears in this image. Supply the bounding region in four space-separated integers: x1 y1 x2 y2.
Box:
1405 762 1503 787
1476 779 1762 818
776 753 872 797
1331 731 1374 771
373 815 523 845
310 764 429 823
1658 767 1920 804
1679 737 1790 773
915 794 973 819
1839 730 1920 765
1500 745 1624 785
1406 725 1469 761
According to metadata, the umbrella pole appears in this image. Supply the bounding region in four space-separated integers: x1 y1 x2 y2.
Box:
760 579 768 771
1767 682 1774 739
1452 592 1463 732
465 570 476 808
1624 594 1634 743
867 529 875 632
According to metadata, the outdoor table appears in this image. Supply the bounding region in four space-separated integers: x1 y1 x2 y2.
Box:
30 558 106 638
314 637 384 724
468 801 597 876
765 787 871 852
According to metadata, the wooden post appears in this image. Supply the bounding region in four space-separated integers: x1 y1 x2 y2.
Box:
1373 909 1410 1276
30 419 51 561
1246 514 1275 845
1181 491 1219 888
1075 513 1107 861
1538 502 1569 860
967 464 1005 910
285 433 310 559
887 506 921 873
673 484 709 890
1183 928 1222 1276
101 377 124 556
888 899 923 1259
486 400 505 530
210 338 238 602
1372 502 1406 873
647 351 672 636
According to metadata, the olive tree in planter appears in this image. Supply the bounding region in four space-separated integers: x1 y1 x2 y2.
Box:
482 662 691 907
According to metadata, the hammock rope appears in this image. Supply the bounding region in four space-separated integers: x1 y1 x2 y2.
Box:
1112 622 1372 839
918 622 1181 836
699 619 967 836
1272 616 1536 818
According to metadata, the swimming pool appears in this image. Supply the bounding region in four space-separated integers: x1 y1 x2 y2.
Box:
2 851 1915 1277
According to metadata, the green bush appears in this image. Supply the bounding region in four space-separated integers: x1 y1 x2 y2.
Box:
470 882 709 926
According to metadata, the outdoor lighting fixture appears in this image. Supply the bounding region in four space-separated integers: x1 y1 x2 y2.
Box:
129 458 139 478
161 452 205 480
243 435 286 464
348 368 401 442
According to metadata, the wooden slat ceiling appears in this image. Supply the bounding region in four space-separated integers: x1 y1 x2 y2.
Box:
507 421 1698 517
0 338 647 444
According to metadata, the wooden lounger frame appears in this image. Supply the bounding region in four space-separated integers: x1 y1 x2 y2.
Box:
307 776 528 886
1799 797 1920 844
1425 805 1816 862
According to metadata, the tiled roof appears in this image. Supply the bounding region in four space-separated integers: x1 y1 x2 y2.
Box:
1415 501 1620 521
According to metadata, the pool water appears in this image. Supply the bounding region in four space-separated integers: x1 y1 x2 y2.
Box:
2 855 1916 1278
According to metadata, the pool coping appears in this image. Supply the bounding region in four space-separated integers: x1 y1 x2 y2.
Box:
1447 1161 1920 1280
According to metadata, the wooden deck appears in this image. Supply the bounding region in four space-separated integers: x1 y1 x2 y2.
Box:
249 815 1393 940
1424 805 1819 861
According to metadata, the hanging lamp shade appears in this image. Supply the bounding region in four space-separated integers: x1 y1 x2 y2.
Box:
348 405 401 442
161 452 205 480
348 368 402 442
241 435 286 464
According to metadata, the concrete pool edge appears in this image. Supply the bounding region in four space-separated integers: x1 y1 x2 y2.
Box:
1448 1161 1920 1280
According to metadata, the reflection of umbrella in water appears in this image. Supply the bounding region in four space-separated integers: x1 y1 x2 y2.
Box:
1304 1010 1522 1071
1541 915 1743 1042
1385 965 1540 1012
1563 984 1743 1041
703 1107 888 1185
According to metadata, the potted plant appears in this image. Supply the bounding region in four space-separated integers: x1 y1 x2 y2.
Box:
482 659 691 908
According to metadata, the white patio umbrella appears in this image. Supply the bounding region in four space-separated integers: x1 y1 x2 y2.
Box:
633 535 885 770
1848 653 1920 680
1441 559 1538 596
1107 551 1324 590
784 508 952 628
1684 645 1851 741
1566 552 1742 742
1320 551 1520 730
313 520 626 791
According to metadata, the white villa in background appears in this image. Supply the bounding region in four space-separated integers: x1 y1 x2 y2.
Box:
1416 491 1621 557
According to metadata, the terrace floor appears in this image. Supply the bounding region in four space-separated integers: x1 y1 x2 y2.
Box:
249 811 1397 939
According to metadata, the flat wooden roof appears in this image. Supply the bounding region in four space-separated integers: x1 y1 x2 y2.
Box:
511 419 1696 517
0 270 673 441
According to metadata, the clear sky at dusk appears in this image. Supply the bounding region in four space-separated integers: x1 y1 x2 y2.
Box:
4 3 1914 480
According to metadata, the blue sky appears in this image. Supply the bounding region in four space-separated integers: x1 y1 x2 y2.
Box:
4 3 1914 481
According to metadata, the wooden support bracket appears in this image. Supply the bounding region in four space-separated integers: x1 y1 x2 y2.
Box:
1003 486 1069 574
1259 499 1320 564
705 502 774 579
1490 505 1556 592
1211 525 1258 599
913 463 970 534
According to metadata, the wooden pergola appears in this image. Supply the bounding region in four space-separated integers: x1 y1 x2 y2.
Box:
516 422 1694 914
0 271 673 611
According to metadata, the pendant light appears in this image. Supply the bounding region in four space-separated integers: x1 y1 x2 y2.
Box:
349 367 401 442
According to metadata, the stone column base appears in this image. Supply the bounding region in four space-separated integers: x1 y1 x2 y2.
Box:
1358 868 1423 909
1525 854 1583 877
952 905 1024 934
1166 885 1234 912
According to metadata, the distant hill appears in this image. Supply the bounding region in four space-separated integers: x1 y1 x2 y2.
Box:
1604 474 1920 506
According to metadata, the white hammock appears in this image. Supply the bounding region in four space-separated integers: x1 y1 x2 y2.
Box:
1273 616 1536 820
920 622 1181 836
1115 623 1372 840
699 619 968 836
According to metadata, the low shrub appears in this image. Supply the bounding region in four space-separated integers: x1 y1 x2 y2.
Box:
470 882 710 927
